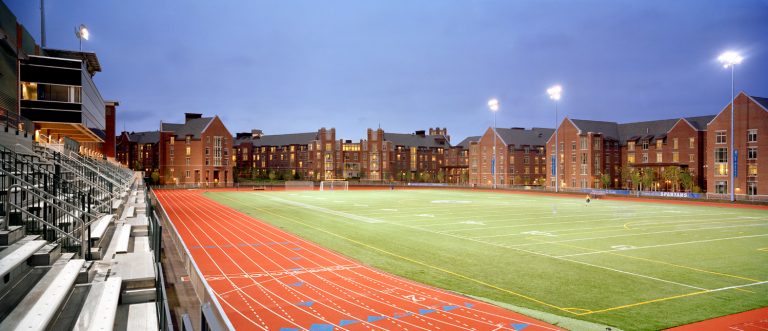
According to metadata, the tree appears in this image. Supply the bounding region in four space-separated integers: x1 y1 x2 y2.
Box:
150 171 160 185
460 172 469 184
641 167 655 191
600 173 611 189
680 169 694 192
268 170 276 181
620 167 631 189
514 175 523 186
630 168 642 191
662 166 682 191
436 169 445 183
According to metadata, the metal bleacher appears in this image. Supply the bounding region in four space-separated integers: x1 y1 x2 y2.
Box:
0 129 166 330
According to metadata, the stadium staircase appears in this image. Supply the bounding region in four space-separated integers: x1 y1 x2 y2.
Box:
0 132 166 330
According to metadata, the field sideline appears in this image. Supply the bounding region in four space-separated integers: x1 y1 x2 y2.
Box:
206 188 768 330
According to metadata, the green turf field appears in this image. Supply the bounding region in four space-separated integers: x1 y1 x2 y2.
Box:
207 189 768 331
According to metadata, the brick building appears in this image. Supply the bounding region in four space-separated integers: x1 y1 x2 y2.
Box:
548 115 714 191
159 113 233 185
116 130 161 178
469 127 553 186
706 92 768 198
363 128 450 181
443 136 477 184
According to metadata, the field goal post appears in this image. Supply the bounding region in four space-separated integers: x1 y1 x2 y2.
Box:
285 181 314 191
320 180 348 191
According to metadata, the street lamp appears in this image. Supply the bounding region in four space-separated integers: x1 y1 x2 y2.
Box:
488 98 499 189
718 51 742 202
75 24 89 51
547 85 562 192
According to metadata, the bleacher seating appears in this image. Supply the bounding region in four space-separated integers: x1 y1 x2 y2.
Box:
0 130 161 330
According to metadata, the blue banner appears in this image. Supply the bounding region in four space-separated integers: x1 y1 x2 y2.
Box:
491 158 495 175
733 149 738 178
551 156 556 176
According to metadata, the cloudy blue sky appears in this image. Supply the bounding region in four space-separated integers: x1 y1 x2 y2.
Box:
6 0 768 142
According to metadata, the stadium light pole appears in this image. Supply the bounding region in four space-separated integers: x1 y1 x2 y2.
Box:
547 85 562 193
718 51 742 202
75 24 89 51
488 98 499 189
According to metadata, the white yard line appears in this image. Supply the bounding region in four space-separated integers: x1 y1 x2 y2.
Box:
556 233 768 257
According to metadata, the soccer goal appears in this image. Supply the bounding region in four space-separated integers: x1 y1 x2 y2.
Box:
320 180 348 191
285 181 314 191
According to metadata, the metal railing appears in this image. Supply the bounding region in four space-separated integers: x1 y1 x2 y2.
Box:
149 188 234 331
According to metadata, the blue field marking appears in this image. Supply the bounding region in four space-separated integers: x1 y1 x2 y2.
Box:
443 305 459 311
289 267 303 271
418 308 436 315
237 243 250 247
464 302 474 308
511 323 529 331
292 247 303 251
288 281 304 287
296 301 314 307
204 245 216 249
309 324 334 331
367 315 386 323
393 312 413 319
189 245 201 249
339 319 359 326
290 257 303 261
219 244 232 248
279 328 299 331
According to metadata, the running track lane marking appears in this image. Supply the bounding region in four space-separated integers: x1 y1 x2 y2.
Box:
220 193 584 316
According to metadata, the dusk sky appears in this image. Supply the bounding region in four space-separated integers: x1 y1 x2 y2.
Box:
6 0 768 142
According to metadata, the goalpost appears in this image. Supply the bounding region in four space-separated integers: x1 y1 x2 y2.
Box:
320 180 348 191
284 181 314 191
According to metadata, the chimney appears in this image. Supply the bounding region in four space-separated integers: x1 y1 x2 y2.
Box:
415 130 426 137
251 129 263 138
185 113 202 123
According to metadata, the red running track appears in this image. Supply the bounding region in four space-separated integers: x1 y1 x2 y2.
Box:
155 189 562 331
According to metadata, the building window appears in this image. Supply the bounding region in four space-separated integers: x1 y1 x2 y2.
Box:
214 136 223 166
672 152 679 163
186 136 191 144
748 164 757 176
580 137 587 150
748 147 757 160
715 181 727 194
185 157 190 166
628 141 635 151
714 147 728 176
747 129 757 143
747 181 757 195
628 154 635 164
642 140 649 150
185 170 190 178
656 153 662 163
593 137 601 150
185 146 191 156
716 131 726 144
642 153 648 163
689 137 695 148
689 154 695 162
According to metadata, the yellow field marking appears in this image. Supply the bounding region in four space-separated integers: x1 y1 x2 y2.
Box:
562 307 593 314
218 193 586 315
528 237 761 283
758 247 768 252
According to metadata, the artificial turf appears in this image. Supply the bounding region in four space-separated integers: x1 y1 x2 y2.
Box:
206 189 768 330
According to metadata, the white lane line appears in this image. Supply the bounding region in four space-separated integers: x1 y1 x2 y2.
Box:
557 234 768 257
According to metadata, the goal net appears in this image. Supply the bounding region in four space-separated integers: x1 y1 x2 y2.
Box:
320 180 348 191
285 181 314 191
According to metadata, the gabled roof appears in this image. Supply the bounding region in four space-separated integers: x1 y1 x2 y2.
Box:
455 136 480 149
751 95 768 110
239 132 319 147
569 115 715 143
383 133 450 148
129 131 160 144
494 127 554 147
569 119 620 140
681 115 716 131
161 118 214 139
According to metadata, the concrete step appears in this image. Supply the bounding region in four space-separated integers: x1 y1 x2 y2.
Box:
30 242 61 266
73 277 122 331
0 258 85 330
0 225 24 246
113 302 158 331
0 238 47 281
